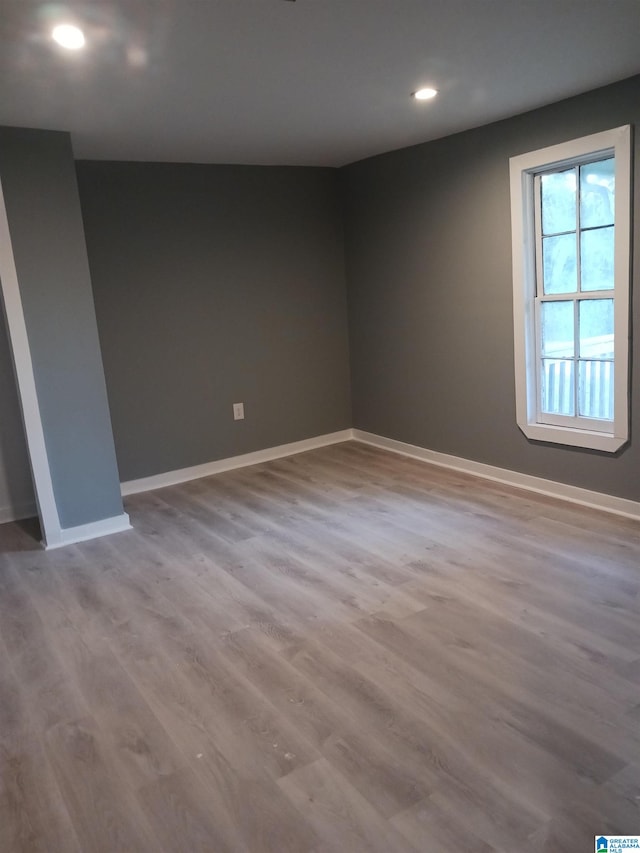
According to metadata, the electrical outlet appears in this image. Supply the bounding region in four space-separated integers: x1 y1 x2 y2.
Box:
233 402 245 420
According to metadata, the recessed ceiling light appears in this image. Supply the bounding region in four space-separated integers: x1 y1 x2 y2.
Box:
413 87 438 101
52 24 85 50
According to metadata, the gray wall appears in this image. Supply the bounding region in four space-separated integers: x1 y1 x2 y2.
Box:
76 162 351 482
2 76 637 518
343 75 640 501
0 301 34 521
0 128 125 528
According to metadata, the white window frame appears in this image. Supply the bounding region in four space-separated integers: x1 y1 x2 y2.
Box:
509 125 631 453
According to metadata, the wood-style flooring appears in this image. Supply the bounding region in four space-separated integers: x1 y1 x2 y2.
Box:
1 440 639 852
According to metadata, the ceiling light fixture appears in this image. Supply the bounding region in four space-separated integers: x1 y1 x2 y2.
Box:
52 24 85 50
413 87 438 101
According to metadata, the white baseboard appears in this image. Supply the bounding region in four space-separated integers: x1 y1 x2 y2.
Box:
44 512 132 550
121 430 354 496
353 429 640 522
0 499 38 525
6 429 636 536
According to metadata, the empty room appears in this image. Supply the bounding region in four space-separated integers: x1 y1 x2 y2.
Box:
1 2 639 851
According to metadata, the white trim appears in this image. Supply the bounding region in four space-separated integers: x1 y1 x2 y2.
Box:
352 430 640 522
44 512 132 550
0 175 63 546
509 125 631 453
120 427 640 522
510 127 628 174
121 430 354 496
0 499 38 525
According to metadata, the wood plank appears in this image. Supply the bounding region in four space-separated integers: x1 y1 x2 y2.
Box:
278 758 416 853
0 441 639 851
44 715 159 852
0 638 82 853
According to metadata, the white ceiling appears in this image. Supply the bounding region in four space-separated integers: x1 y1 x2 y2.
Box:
1 0 639 167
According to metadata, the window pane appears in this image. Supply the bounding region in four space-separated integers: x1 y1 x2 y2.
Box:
542 234 577 294
579 299 614 358
580 158 614 229
541 169 576 235
541 301 574 357
580 226 614 291
579 360 614 420
541 359 575 416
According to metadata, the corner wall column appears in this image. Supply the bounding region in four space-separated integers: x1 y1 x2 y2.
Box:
0 127 129 548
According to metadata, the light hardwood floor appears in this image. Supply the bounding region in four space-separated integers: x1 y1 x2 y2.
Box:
1 441 639 852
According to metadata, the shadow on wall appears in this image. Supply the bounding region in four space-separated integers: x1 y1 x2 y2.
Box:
0 300 35 521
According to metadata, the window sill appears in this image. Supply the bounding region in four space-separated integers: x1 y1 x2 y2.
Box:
517 420 627 452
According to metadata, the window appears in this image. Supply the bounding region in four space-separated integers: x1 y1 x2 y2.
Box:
509 126 631 452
